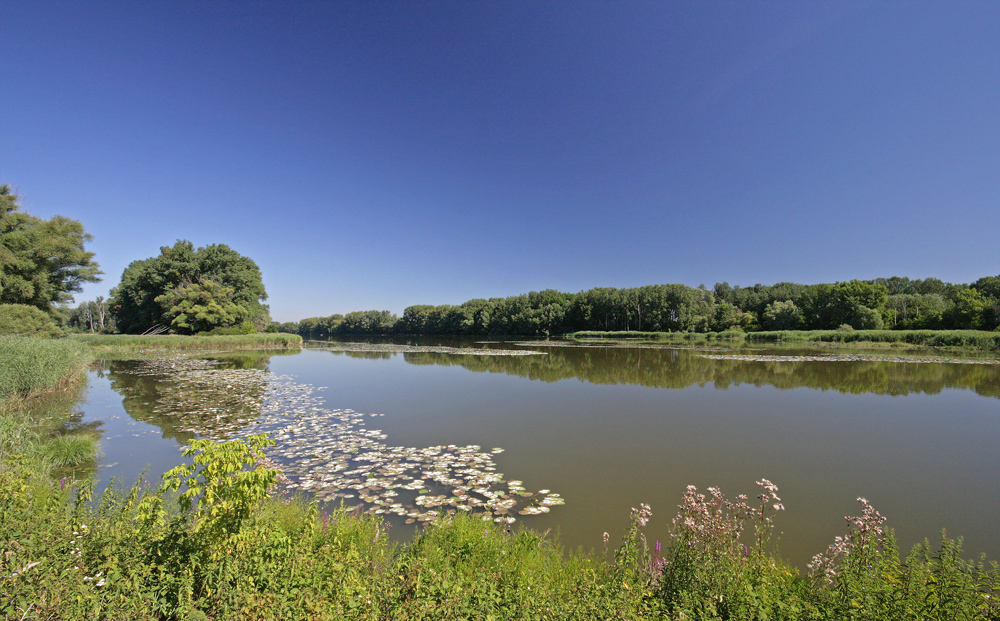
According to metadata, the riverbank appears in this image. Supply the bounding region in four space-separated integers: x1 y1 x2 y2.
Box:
566 328 1000 351
0 336 93 404
3 336 999 619
68 332 303 354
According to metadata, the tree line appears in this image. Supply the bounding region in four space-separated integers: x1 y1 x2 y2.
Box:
1 184 271 336
3 182 998 338
280 276 1000 338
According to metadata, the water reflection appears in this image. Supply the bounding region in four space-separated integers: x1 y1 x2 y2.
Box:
103 352 293 442
80 341 1000 568
22 379 101 481
397 345 1000 399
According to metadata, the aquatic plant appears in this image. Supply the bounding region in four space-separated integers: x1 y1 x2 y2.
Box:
37 433 98 468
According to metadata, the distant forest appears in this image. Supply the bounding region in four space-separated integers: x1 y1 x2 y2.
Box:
276 276 1000 338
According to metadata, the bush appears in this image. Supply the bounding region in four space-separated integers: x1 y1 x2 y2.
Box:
205 326 243 335
853 306 885 330
0 304 61 337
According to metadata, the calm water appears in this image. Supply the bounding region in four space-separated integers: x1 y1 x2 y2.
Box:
77 339 1000 567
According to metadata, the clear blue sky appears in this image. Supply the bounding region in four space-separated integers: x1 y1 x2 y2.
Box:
2 1 998 322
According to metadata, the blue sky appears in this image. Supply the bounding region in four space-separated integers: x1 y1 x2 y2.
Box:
2 1 998 322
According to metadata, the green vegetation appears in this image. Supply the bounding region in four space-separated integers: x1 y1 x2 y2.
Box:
110 240 270 334
3 440 998 619
403 344 1000 398
566 328 1000 350
747 329 1000 349
284 275 1000 339
0 336 92 402
1 336 98 510
3 343 1000 619
0 304 62 337
36 434 99 469
63 297 114 333
0 185 102 315
68 333 302 352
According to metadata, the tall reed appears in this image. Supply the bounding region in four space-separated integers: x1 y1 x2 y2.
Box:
0 336 92 402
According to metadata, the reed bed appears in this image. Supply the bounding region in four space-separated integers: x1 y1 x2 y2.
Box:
68 333 303 352
747 329 1000 349
0 336 92 403
567 329 1000 350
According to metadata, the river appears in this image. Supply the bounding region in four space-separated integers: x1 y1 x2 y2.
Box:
75 338 1000 568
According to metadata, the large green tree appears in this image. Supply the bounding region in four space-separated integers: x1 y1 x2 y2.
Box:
0 185 102 313
155 277 249 334
110 240 269 334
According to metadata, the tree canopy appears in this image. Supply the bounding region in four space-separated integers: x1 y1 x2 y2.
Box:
110 240 269 334
290 273 1000 338
0 185 102 313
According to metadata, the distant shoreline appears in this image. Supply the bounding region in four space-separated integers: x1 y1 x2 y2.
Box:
562 328 1000 351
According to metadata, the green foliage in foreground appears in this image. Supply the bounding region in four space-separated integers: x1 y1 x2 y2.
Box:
0 336 91 403
67 332 302 351
3 433 1000 620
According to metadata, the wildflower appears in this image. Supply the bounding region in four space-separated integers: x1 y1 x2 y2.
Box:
808 497 888 586
630 503 653 527
603 532 610 545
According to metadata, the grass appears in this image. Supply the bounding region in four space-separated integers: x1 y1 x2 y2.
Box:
0 336 92 403
37 434 99 468
0 336 99 499
68 333 303 352
565 329 1000 351
747 329 1000 350
3 456 999 620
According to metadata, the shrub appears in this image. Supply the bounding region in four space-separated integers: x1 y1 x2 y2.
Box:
205 326 243 335
0 304 61 337
852 306 885 330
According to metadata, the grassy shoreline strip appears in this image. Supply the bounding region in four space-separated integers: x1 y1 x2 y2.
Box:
67 333 303 351
0 336 93 404
566 329 1000 350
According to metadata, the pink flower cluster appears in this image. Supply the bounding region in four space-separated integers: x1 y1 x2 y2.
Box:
671 485 754 551
631 503 653 528
807 497 887 585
